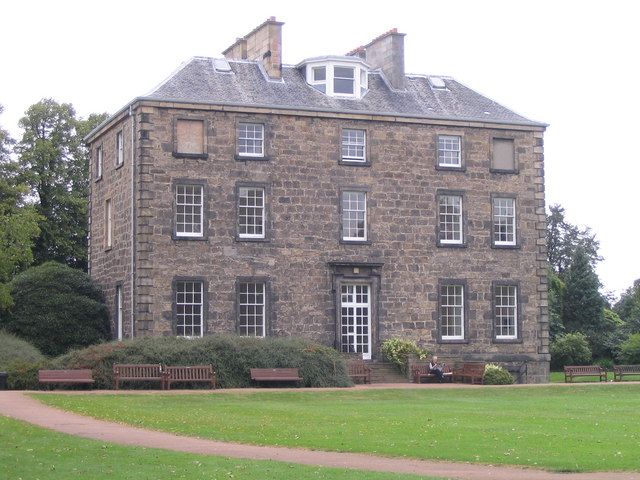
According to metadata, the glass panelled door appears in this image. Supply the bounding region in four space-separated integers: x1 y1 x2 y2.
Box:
340 284 371 359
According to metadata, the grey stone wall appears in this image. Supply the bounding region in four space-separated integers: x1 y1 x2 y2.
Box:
89 103 549 381
89 112 135 339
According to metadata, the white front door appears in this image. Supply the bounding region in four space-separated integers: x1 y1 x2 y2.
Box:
340 284 371 360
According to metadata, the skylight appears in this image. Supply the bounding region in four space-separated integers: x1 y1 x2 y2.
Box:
428 76 447 89
213 58 232 72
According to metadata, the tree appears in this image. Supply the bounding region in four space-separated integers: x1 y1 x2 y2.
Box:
563 247 606 346
547 204 602 275
548 269 565 340
13 99 107 270
615 280 640 333
1 262 110 356
0 105 41 309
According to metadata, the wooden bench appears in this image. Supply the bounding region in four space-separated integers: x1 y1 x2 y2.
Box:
113 364 165 390
347 360 371 384
564 365 607 383
165 365 217 389
250 368 302 386
613 365 640 382
411 364 453 383
39 369 94 388
452 362 486 385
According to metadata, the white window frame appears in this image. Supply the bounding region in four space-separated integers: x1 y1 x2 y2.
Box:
175 280 204 338
105 198 112 249
238 187 265 239
333 65 356 96
341 129 366 162
238 123 264 158
438 194 463 245
495 285 518 339
438 135 462 168
175 184 204 238
304 61 368 99
440 284 464 340
238 281 266 337
311 66 327 93
96 146 103 179
493 197 517 246
342 191 367 241
340 283 372 359
116 285 123 341
116 131 124 167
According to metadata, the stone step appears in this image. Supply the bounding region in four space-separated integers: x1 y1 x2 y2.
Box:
367 362 410 384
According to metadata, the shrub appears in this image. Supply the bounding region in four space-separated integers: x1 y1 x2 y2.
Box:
381 338 428 374
52 335 351 389
0 330 45 370
550 332 592 370
1 262 110 356
483 363 514 385
618 333 640 364
595 357 614 370
6 359 47 390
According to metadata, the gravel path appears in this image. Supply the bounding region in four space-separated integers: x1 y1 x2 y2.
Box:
1 390 638 480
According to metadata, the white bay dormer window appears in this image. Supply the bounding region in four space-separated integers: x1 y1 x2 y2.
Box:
299 56 369 99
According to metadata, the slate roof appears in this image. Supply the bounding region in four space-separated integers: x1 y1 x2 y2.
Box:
141 57 544 128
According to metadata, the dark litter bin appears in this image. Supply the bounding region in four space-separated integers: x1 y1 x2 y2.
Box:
0 372 7 390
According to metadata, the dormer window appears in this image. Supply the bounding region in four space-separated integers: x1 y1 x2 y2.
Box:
334 66 355 95
312 67 326 93
299 57 369 99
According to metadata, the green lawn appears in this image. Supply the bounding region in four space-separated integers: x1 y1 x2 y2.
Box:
0 416 441 480
35 385 640 472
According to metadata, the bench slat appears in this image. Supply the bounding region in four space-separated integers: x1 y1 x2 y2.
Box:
250 368 303 384
452 362 486 385
564 365 607 382
113 364 165 390
39 369 94 386
347 360 371 384
613 365 640 381
165 365 216 389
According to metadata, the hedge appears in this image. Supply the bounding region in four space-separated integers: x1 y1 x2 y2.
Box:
0 330 45 370
46 335 352 389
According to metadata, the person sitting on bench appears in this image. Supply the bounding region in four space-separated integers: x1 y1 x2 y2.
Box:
429 356 445 382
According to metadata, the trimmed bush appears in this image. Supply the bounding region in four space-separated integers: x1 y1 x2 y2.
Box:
483 363 514 385
381 338 428 374
618 333 640 364
0 330 45 370
1 262 110 356
6 359 47 390
51 335 352 389
550 332 592 370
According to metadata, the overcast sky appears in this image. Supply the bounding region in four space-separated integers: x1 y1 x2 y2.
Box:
1 0 638 297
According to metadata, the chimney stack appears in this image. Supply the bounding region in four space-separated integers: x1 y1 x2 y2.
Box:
223 17 284 80
348 28 406 90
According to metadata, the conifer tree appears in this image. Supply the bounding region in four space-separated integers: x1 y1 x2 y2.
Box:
563 246 605 335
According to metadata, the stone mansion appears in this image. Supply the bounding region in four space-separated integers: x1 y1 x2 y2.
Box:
86 18 549 382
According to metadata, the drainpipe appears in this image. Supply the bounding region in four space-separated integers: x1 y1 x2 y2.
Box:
129 105 136 338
